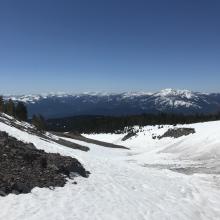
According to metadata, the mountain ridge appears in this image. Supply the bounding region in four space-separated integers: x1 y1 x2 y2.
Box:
3 88 214 102
3 89 220 118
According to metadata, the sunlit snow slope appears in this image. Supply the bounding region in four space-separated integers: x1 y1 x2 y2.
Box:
0 114 220 220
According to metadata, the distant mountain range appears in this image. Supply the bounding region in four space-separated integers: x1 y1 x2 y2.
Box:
4 89 220 118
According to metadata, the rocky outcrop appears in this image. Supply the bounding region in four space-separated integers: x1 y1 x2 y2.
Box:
158 128 195 139
0 132 89 197
122 130 138 141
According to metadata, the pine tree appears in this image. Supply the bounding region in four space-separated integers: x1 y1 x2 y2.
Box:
0 96 4 112
32 114 38 127
32 114 46 131
15 102 28 121
5 99 15 116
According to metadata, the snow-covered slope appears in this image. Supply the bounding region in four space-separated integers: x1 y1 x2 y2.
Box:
86 121 220 171
4 89 220 118
1 114 220 220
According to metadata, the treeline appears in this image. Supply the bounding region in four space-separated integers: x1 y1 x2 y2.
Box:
46 112 220 134
0 96 28 121
0 96 46 131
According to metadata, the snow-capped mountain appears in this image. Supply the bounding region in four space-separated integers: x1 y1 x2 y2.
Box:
4 89 220 118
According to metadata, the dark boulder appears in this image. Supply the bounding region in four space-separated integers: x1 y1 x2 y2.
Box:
158 128 195 139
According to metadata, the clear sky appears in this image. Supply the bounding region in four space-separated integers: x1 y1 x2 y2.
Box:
0 0 219 94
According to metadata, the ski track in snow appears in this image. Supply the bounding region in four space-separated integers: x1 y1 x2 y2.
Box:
0 119 220 220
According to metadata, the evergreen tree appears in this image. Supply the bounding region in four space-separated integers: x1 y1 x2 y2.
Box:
32 114 46 131
15 102 28 121
32 114 37 127
0 96 4 112
5 99 15 116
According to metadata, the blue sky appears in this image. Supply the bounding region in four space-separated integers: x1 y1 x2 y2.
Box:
0 0 219 94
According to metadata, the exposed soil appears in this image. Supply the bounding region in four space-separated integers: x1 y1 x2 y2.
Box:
143 161 220 175
55 138 90 152
53 132 129 150
0 131 89 197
